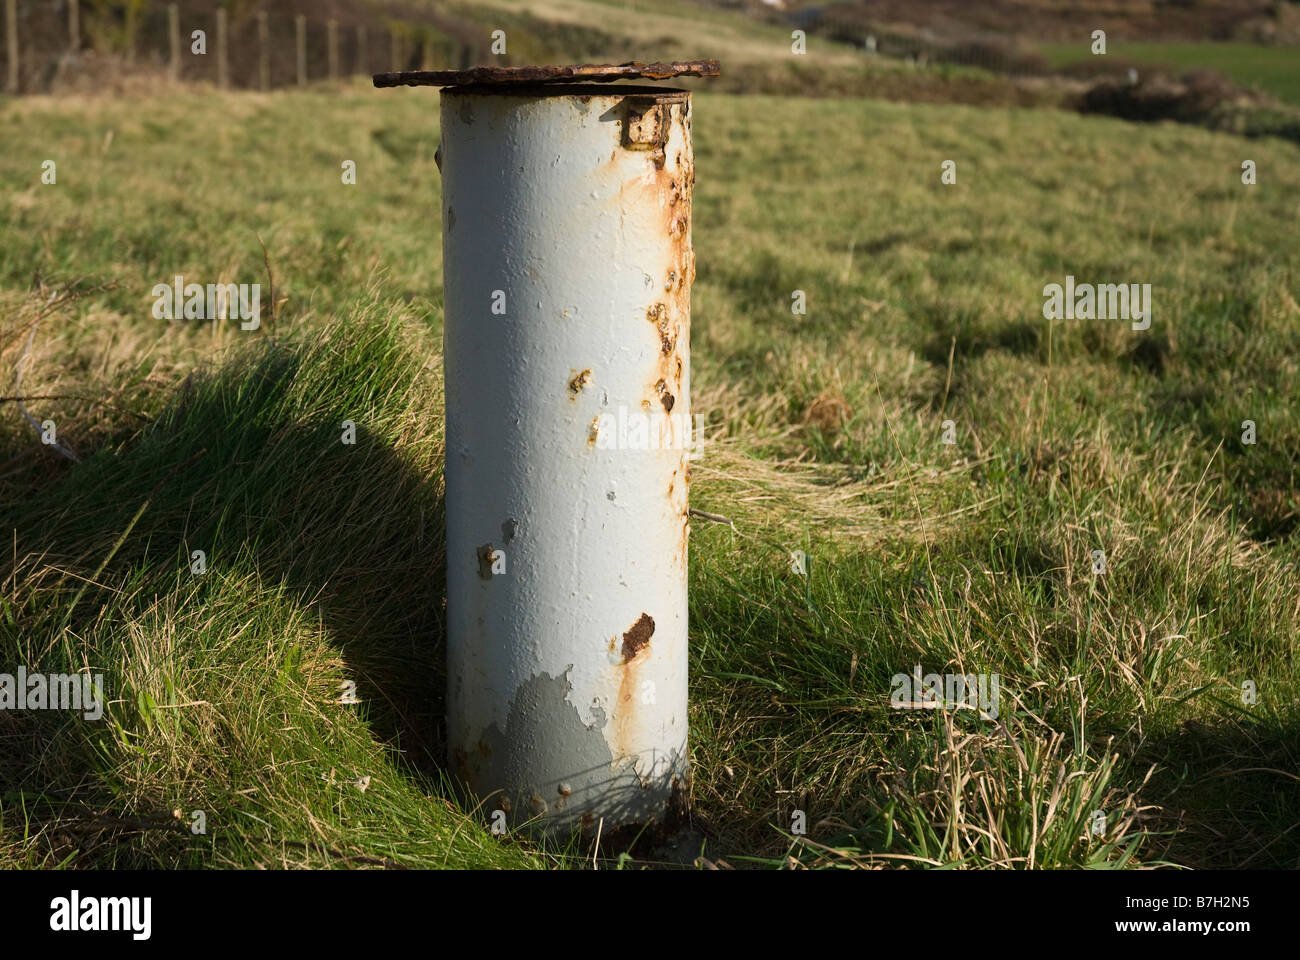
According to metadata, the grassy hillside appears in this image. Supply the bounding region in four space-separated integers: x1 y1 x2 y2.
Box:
1 81 1298 868
1042 40 1300 105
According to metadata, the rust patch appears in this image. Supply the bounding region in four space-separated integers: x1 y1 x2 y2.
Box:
648 302 674 355
476 543 495 579
373 59 720 88
588 415 601 446
650 99 692 441
654 378 675 413
623 98 669 155
621 613 655 663
568 368 592 396
477 738 492 758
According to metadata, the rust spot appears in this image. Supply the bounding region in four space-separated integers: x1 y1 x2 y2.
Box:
621 613 654 663
558 783 572 797
477 738 492 758
580 811 595 831
664 270 676 292
568 368 592 396
654 378 675 413
588 415 601 446
622 97 673 166
476 543 495 579
452 747 471 779
648 302 674 355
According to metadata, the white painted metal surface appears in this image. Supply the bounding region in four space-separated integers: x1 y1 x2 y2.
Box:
440 84 694 832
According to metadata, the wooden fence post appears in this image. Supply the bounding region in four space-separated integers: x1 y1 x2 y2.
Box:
296 15 306 86
4 0 16 94
216 7 228 88
328 20 338 83
257 11 269 90
125 0 137 64
168 4 180 82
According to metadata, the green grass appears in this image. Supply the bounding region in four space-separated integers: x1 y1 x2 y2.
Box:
1040 40 1300 106
1 81 1298 868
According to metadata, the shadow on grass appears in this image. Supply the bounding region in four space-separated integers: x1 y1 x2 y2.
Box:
1136 712 1300 869
0 325 456 864
3 325 1298 869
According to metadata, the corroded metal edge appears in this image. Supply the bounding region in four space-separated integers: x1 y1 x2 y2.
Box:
373 59 720 89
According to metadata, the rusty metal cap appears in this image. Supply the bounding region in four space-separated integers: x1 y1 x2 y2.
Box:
372 59 720 89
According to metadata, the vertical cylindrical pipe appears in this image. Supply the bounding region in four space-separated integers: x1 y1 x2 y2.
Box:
440 85 694 833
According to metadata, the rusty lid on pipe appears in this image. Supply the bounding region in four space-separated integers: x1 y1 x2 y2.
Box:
372 59 720 89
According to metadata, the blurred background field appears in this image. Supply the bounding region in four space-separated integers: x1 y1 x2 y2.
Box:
1 1 1298 869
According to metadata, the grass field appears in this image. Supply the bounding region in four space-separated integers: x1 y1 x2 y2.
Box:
1 80 1298 869
1041 40 1300 106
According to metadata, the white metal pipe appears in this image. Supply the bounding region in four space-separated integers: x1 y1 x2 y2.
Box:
440 84 695 833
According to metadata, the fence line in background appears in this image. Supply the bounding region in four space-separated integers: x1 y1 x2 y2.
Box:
0 1 481 95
